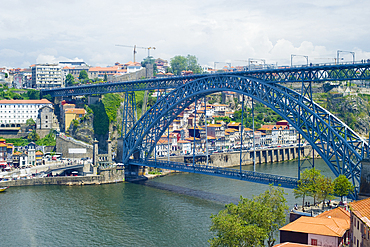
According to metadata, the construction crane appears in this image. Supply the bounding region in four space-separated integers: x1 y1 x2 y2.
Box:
115 45 156 62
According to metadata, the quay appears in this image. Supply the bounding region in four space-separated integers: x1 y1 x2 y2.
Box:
0 162 126 187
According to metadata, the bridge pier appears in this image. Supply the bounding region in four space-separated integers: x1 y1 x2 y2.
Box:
359 158 370 198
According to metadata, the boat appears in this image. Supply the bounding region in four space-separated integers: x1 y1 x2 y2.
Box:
0 187 8 192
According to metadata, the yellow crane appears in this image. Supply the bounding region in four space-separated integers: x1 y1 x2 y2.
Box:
115 45 156 63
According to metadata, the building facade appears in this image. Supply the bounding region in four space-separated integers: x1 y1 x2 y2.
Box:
0 99 53 126
32 64 63 88
350 197 370 247
36 105 59 131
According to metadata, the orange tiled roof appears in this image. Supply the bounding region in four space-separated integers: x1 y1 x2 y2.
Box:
65 108 86 114
274 243 314 247
0 99 52 104
279 215 349 237
316 207 350 221
157 139 169 145
207 124 222 127
350 197 370 227
177 140 191 144
36 151 43 155
225 128 237 133
124 61 141 66
228 122 241 127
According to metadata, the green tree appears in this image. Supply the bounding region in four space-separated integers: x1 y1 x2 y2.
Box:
27 130 39 142
141 56 158 74
209 186 288 247
318 177 334 208
294 168 323 206
186 54 202 74
65 73 75 86
36 130 56 146
103 73 108 82
333 174 354 202
170 55 187 75
25 89 40 100
78 70 89 81
42 94 53 102
26 118 36 127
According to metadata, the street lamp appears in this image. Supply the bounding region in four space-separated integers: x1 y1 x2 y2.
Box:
291 54 309 67
248 58 265 71
337 50 355 64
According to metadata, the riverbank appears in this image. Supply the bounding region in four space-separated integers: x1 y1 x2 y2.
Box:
0 166 125 187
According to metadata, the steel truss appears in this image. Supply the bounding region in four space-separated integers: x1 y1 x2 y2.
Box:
123 75 368 199
122 92 137 138
42 63 370 97
129 159 298 189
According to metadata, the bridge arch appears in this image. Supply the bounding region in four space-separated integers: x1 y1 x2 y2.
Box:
123 75 367 195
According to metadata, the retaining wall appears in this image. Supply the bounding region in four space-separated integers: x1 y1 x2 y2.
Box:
1 167 125 187
56 136 93 158
160 146 314 168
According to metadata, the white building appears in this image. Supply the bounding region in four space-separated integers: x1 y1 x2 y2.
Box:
32 64 63 89
0 99 53 126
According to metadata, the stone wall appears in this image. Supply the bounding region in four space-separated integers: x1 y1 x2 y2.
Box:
1 167 125 187
56 136 93 158
110 68 147 82
159 146 314 168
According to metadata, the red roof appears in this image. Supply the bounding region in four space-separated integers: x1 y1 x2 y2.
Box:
0 99 52 104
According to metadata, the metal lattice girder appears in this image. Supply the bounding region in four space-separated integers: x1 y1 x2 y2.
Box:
123 75 367 199
41 62 370 97
129 159 298 189
122 92 138 138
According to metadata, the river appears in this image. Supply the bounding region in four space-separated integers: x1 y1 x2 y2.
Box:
0 159 336 246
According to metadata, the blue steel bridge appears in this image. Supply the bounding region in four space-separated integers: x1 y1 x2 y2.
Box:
43 61 370 199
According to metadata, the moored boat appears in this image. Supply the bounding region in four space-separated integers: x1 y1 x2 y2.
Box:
0 187 8 192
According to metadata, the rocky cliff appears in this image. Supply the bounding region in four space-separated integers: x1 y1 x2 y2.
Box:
326 93 370 135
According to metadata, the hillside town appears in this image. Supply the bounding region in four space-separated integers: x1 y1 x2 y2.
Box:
1 60 370 247
0 59 302 170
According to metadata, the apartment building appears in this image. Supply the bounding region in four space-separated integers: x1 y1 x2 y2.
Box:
31 64 63 88
350 197 370 247
0 99 53 126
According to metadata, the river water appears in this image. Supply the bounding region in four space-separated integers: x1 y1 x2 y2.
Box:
0 159 336 246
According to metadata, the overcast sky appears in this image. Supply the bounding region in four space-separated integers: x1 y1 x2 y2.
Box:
1 0 370 69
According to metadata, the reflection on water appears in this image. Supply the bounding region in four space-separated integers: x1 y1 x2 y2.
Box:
0 159 335 246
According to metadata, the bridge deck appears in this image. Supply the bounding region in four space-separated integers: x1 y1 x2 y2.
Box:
42 62 370 97
128 159 298 189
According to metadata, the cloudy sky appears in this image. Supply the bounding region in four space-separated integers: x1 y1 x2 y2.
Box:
1 0 370 69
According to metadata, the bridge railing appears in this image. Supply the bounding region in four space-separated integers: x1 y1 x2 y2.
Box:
129 159 298 189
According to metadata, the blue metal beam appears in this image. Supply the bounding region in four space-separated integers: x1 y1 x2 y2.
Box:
129 159 298 189
122 75 366 199
42 62 370 97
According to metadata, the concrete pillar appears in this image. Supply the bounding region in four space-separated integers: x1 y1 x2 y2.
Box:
93 139 99 167
107 139 112 162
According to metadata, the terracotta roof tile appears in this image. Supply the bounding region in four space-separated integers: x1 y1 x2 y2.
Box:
0 99 52 104
317 207 350 221
279 215 349 237
65 108 86 114
274 243 314 247
350 197 370 227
